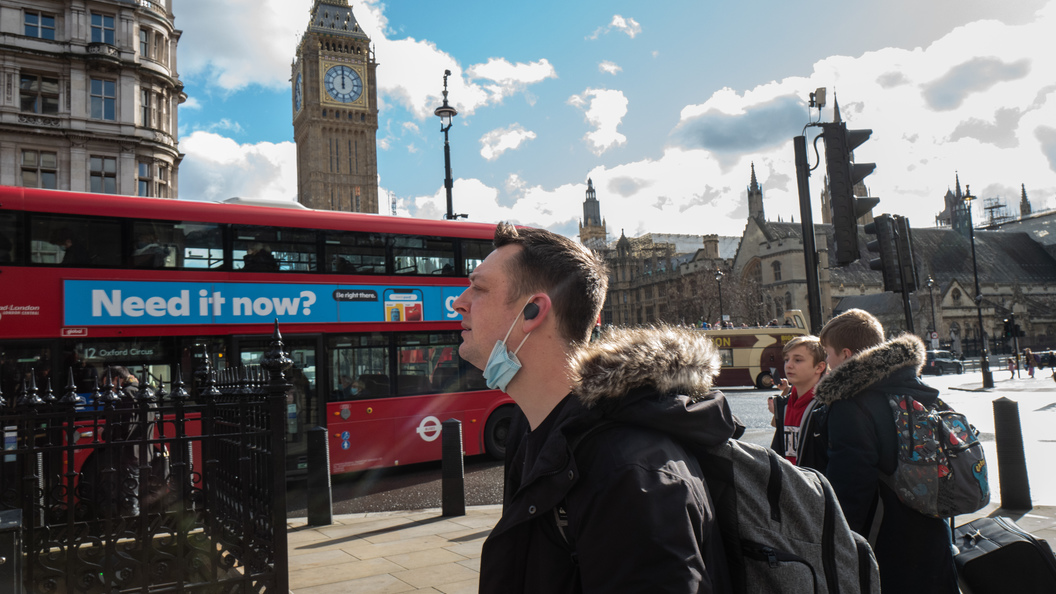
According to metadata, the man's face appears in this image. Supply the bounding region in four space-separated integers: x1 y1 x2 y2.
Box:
784 345 825 388
452 245 525 370
824 345 851 371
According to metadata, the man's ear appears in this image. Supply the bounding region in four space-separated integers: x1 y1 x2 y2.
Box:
522 294 552 332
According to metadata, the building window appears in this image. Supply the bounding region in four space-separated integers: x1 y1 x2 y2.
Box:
91 13 115 45
90 79 116 120
785 292 793 311
157 165 169 198
138 161 152 197
25 12 56 40
90 156 117 194
21 150 57 189
141 88 154 127
772 261 782 282
20 74 59 114
139 29 150 57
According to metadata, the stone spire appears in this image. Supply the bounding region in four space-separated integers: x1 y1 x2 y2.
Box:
578 177 607 249
1020 183 1033 218
747 162 765 223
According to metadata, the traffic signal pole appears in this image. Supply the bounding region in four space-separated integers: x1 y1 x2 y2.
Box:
893 222 915 334
794 135 824 335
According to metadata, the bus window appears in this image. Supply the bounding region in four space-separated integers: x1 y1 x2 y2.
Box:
30 214 121 267
233 225 317 272
393 236 455 276
132 221 223 269
397 332 461 395
177 222 224 269
328 333 389 400
462 239 492 275
325 230 388 274
0 212 21 264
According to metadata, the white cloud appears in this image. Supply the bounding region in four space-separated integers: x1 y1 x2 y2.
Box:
181 97 202 110
588 15 642 40
179 132 298 202
176 0 306 91
467 58 557 104
599 61 622 75
480 124 538 161
569 89 629 155
402 121 420 134
611 15 642 39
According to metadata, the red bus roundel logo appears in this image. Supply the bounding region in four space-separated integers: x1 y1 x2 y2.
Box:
416 416 443 442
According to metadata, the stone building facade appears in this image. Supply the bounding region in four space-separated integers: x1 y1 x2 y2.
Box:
0 0 184 197
586 165 1056 355
292 0 379 213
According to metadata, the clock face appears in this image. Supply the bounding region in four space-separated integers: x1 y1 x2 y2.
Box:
324 65 362 103
294 72 302 111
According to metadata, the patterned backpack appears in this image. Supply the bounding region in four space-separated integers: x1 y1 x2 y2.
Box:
883 395 990 518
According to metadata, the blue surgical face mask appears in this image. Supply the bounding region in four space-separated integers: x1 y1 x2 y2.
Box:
483 300 533 392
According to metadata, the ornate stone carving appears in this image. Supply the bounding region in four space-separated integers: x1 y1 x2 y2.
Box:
18 114 61 127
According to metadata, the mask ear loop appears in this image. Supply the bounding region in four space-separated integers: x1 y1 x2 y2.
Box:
502 298 535 356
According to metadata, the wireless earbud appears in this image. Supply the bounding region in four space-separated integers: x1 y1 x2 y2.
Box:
523 302 540 320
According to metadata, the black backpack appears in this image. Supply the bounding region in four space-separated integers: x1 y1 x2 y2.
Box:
559 423 880 594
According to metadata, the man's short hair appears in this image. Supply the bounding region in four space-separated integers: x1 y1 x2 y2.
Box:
818 309 884 355
493 222 608 345
783 335 826 367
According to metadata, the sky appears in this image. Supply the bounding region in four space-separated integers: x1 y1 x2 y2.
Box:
175 0 1056 242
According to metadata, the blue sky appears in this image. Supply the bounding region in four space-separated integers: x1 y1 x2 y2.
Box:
175 0 1056 240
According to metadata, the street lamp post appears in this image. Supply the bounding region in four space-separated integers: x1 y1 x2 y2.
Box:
434 70 464 220
926 275 938 338
964 186 994 388
715 270 725 327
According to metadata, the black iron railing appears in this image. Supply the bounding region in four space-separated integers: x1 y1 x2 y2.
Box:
0 325 290 593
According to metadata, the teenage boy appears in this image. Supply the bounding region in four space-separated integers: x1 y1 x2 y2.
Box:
769 336 827 470
813 309 957 594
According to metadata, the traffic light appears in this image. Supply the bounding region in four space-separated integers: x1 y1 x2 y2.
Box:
1003 318 1013 338
864 214 900 292
892 215 918 293
822 121 879 266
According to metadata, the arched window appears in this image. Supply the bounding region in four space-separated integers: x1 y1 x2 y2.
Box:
772 261 782 282
785 292 793 310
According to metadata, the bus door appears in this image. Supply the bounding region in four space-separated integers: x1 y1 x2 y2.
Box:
233 335 322 476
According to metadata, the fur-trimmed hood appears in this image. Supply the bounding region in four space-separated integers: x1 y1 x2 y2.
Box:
814 334 926 406
569 325 736 447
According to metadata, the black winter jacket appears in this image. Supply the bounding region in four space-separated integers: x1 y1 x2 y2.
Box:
814 334 957 594
478 326 739 594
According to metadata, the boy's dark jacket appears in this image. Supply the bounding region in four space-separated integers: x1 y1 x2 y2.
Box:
769 388 828 472
814 334 958 594
478 326 739 594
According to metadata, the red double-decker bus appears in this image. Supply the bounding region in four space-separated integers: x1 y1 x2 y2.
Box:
0 186 515 476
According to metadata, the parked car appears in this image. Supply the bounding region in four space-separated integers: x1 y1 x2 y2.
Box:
923 350 964 375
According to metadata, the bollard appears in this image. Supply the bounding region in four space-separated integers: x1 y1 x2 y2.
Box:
992 397 1032 510
306 426 333 526
441 418 465 517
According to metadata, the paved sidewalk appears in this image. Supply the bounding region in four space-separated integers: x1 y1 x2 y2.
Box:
286 503 1056 593
287 505 501 593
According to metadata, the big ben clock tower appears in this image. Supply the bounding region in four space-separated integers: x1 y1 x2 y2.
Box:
292 1 379 212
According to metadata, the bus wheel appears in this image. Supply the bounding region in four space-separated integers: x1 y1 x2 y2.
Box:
484 406 514 460
755 372 775 390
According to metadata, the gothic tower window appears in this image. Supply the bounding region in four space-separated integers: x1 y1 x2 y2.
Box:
772 261 782 282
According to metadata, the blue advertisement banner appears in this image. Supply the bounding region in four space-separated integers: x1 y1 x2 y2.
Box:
64 280 465 326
